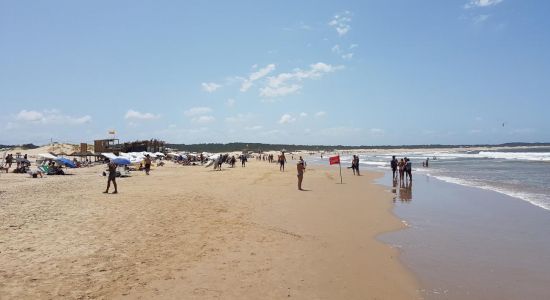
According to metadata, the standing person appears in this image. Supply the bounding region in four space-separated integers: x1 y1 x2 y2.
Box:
425 157 429 168
5 154 13 172
390 156 398 179
279 152 287 171
354 155 360 176
406 158 412 181
351 155 357 175
241 154 247 167
299 156 306 167
144 154 152 175
104 161 118 194
297 159 305 190
398 158 405 183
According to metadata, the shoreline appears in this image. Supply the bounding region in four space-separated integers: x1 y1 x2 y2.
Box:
376 170 550 299
0 159 420 299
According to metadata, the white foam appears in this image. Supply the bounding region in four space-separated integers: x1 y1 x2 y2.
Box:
477 151 550 161
370 150 550 162
431 175 550 211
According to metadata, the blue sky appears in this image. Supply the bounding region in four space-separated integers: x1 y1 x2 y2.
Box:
1 0 549 146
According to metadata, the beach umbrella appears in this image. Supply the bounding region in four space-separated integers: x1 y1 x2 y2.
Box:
55 157 77 168
111 157 131 165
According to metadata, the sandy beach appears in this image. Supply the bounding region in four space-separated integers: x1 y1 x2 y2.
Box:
0 158 419 299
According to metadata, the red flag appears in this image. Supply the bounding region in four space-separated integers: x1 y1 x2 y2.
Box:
329 155 340 165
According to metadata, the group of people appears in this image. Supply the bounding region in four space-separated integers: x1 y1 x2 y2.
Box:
390 156 413 182
1 153 30 173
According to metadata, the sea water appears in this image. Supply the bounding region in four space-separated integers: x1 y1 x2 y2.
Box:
311 147 550 212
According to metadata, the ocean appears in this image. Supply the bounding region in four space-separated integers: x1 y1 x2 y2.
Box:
311 147 550 212
306 147 550 299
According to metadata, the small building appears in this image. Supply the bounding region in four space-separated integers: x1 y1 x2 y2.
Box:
94 139 122 153
122 139 165 153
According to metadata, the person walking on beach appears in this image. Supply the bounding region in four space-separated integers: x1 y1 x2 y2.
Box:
297 159 305 190
144 154 152 175
104 161 118 194
279 152 287 172
240 154 247 167
391 156 398 179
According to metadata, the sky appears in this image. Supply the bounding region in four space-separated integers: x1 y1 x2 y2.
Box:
1 0 549 146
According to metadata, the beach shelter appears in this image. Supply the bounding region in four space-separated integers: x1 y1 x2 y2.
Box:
102 152 118 160
55 157 77 168
111 157 131 165
38 153 57 160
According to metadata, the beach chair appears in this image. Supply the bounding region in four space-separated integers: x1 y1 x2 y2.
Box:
38 165 50 175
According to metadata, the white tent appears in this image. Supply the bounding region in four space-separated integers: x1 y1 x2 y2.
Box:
38 153 57 160
102 152 118 160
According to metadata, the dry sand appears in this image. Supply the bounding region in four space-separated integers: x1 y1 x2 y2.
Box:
0 159 419 299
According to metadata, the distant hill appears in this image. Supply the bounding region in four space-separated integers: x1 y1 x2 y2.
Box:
166 142 550 153
0 143 39 150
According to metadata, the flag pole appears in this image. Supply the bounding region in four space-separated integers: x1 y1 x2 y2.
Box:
339 153 343 184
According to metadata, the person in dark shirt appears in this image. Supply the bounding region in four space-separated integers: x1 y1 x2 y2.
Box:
390 156 398 179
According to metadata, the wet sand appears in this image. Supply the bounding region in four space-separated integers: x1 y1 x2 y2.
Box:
378 172 550 299
0 160 419 299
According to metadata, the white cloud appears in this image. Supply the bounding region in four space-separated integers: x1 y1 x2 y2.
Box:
331 44 342 54
342 53 353 60
315 111 326 117
349 44 358 49
472 14 490 24
191 115 215 124
260 62 343 98
299 112 308 117
240 64 276 92
184 106 212 116
124 109 160 120
16 110 43 121
15 109 92 125
278 114 296 124
226 98 236 107
260 84 302 98
201 82 222 93
465 0 503 9
329 11 352 36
